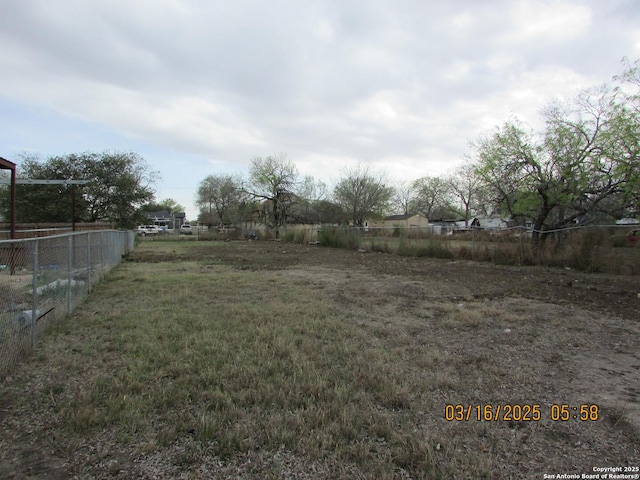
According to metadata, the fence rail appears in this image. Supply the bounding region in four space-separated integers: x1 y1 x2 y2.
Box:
0 222 115 240
0 230 135 376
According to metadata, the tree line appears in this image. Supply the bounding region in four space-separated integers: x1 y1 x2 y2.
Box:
196 59 640 244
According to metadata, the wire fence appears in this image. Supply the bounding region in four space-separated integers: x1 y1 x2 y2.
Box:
0 230 135 376
311 224 640 274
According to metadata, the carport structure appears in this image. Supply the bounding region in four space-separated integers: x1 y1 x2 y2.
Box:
0 156 89 274
0 157 90 238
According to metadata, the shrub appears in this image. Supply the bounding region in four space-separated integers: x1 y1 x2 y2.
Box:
282 228 313 245
318 227 360 250
366 239 391 253
491 244 520 266
281 230 296 243
534 228 610 272
397 237 454 259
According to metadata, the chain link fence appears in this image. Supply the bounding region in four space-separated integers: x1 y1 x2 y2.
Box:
313 224 640 274
0 230 135 375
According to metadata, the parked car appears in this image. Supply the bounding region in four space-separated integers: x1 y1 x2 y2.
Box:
627 229 640 244
136 225 159 236
180 224 193 235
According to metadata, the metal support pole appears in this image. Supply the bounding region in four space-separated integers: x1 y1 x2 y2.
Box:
71 185 76 232
9 163 17 275
472 227 475 261
519 227 524 265
86 232 91 292
10 166 16 240
67 235 73 315
100 231 105 280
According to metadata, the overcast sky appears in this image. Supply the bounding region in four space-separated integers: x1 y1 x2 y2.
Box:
1 0 639 219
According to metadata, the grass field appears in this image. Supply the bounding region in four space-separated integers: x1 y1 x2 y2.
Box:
1 240 638 479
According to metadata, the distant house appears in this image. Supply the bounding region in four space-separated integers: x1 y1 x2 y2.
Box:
428 218 469 234
144 210 186 230
470 217 509 231
616 218 640 225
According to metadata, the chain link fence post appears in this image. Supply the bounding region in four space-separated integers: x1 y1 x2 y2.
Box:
67 235 73 315
30 239 39 348
86 232 92 292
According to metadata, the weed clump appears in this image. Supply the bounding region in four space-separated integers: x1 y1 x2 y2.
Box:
282 228 313 244
318 227 360 250
397 237 454 259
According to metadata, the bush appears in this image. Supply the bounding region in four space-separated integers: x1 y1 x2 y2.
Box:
397 237 454 259
282 228 313 244
318 227 360 250
537 228 609 272
315 225 634 275
366 239 391 253
281 230 296 243
611 234 628 248
491 244 520 266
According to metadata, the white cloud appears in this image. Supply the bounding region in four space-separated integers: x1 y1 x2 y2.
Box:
507 1 592 43
0 0 636 219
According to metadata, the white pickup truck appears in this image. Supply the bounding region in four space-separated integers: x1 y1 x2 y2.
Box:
136 225 160 236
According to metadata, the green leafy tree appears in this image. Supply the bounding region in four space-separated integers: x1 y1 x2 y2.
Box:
158 198 185 213
7 151 157 228
333 164 393 226
195 174 242 225
247 154 298 238
611 57 640 217
474 70 640 246
140 198 185 214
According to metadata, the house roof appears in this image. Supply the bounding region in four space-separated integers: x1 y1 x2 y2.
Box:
145 210 170 219
145 210 186 220
472 217 509 228
383 214 426 221
616 218 640 225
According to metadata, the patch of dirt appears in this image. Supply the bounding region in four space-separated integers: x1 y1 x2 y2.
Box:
182 241 640 320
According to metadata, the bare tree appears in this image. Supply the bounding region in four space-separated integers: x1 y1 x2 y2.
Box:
392 181 414 215
333 164 394 226
448 161 482 227
297 175 328 202
412 175 455 220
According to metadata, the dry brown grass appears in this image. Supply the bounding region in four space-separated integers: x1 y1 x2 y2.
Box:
0 240 638 479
